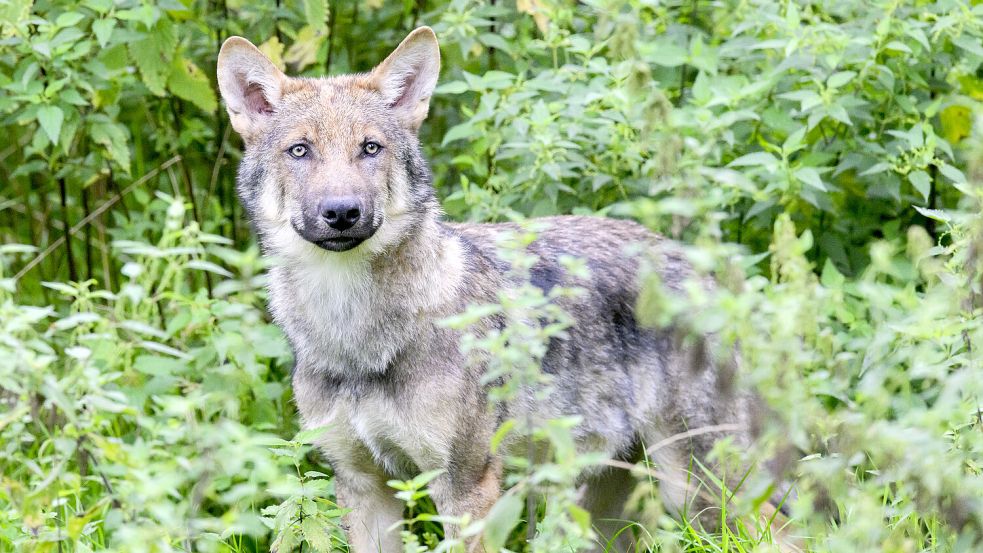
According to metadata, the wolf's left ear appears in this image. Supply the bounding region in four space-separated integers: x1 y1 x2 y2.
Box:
217 36 287 141
370 27 441 131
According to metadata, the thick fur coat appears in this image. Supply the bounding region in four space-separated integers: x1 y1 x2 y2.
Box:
218 27 772 553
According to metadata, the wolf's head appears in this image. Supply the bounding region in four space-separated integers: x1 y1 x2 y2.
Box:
217 28 441 257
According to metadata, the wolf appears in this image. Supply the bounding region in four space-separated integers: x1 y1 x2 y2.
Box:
217 27 785 552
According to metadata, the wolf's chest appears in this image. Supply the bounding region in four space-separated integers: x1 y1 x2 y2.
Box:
297 382 455 478
268 262 416 374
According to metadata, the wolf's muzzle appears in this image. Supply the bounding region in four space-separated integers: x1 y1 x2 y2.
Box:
296 195 378 252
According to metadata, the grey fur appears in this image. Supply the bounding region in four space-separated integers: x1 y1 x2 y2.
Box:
217 27 783 553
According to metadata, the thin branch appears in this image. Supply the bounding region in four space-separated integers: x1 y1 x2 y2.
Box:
644 423 743 457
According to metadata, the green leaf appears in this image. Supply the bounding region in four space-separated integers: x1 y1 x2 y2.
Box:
490 419 516 453
90 119 131 173
568 504 592 532
301 517 333 553
168 56 217 112
129 19 177 96
283 25 325 72
795 167 826 191
952 35 983 58
649 41 688 67
37 105 64 143
782 127 807 154
56 11 86 27
83 0 112 13
92 18 115 48
913 205 950 223
938 163 966 185
479 32 513 56
435 81 469 95
482 493 524 552
908 170 931 201
826 71 856 89
442 122 476 146
293 425 330 444
728 151 778 168
184 260 232 277
303 0 328 32
133 355 186 376
884 40 911 54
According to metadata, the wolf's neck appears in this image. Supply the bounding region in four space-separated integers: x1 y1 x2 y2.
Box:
269 213 464 377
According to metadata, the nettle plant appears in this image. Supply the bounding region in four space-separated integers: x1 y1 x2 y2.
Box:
0 195 302 553
432 0 982 269
631 208 983 550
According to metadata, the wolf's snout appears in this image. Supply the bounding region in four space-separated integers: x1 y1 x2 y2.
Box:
319 197 361 231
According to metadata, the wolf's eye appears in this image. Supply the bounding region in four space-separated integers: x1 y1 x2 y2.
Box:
362 141 381 156
288 144 308 159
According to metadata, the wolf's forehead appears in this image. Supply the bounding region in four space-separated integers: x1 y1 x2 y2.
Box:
274 78 388 144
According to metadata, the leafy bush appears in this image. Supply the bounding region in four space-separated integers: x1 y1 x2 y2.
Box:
1 0 982 552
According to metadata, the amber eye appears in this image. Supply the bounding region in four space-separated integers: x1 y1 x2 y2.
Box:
362 141 381 156
288 144 308 158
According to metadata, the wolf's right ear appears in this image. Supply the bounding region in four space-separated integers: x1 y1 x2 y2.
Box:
217 37 286 141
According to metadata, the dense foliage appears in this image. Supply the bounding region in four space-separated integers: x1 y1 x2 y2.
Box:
1 0 982 552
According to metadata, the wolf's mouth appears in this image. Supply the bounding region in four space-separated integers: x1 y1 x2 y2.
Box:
315 236 366 252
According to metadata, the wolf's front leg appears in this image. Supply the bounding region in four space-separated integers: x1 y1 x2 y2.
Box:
335 468 404 553
431 457 503 553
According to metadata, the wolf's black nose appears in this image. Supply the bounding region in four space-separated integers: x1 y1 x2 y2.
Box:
319 197 361 231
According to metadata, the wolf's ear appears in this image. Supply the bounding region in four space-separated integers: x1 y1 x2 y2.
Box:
217 36 286 140
370 27 441 131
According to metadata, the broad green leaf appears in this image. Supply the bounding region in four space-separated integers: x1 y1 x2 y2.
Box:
827 71 856 89
284 25 325 72
168 56 218 112
820 258 845 288
568 504 592 532
952 35 983 57
435 81 469 94
259 36 286 70
90 119 131 173
913 205 950 223
303 0 328 32
37 105 64 143
92 18 114 48
133 355 186 376
908 170 931 201
129 19 177 96
300 517 333 553
884 40 911 53
482 493 524 552
56 12 86 27
649 41 688 67
442 122 476 146
939 163 967 185
795 167 826 191
293 425 331 443
729 151 778 168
